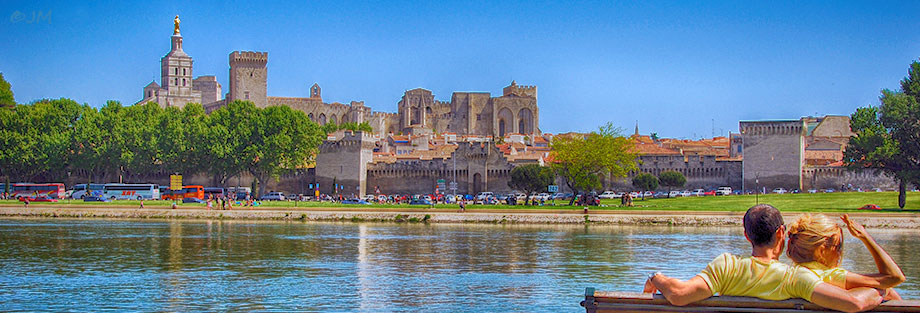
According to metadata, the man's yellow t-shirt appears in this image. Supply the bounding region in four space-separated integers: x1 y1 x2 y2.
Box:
800 261 849 288
697 253 823 301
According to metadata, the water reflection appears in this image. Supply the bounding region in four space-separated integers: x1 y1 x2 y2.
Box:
0 218 917 312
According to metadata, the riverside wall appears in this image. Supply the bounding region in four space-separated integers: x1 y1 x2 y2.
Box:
2 206 920 228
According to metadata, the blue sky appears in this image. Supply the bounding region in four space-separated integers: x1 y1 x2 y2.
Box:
2 1 919 138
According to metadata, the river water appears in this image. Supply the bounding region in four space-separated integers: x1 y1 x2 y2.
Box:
0 218 917 312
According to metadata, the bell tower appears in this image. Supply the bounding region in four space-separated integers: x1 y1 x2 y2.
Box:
159 15 196 107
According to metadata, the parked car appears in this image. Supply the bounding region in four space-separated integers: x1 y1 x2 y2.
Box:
772 188 788 194
716 187 732 196
475 192 494 202
668 190 681 198
260 191 286 201
598 191 620 199
533 193 551 202
183 197 205 203
808 189 818 194
691 189 705 196
18 195 58 202
703 190 717 196
83 195 110 202
409 198 433 205
680 190 692 197
342 198 371 205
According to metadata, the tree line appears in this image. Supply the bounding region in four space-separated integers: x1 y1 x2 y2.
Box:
0 97 331 196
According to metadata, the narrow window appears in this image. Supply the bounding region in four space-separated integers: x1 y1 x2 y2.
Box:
244 91 250 99
182 79 186 86
175 68 178 75
183 68 186 76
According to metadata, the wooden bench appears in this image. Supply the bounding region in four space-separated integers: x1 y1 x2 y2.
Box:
581 288 920 312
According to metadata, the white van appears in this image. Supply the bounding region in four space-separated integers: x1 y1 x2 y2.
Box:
716 186 732 196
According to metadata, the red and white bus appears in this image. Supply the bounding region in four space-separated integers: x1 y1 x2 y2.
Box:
12 183 66 199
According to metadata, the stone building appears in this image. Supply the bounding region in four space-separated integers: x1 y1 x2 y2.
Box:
136 19 221 108
740 116 898 192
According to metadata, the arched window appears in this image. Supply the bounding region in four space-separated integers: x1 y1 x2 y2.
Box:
497 108 513 136
518 108 533 134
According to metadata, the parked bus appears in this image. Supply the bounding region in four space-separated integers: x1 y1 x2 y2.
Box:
70 184 106 199
182 185 204 200
102 183 160 200
203 187 225 199
12 183 66 199
227 186 252 200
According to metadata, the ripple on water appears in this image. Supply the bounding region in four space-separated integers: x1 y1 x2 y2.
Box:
0 219 918 312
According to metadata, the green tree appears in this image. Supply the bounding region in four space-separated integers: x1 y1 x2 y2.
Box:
845 60 920 209
0 104 35 181
0 73 14 108
117 102 163 182
508 164 555 204
550 122 640 205
658 170 686 197
321 121 374 134
246 105 325 197
207 100 261 188
71 104 108 183
632 172 658 200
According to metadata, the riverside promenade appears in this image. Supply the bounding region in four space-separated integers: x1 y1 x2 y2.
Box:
2 204 920 228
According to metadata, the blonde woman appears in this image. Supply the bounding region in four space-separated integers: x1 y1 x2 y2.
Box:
787 213 906 300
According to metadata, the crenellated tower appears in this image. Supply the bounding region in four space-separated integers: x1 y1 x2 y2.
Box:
228 51 268 107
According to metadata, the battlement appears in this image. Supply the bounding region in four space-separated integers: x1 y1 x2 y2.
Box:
371 111 398 118
739 120 804 137
434 100 451 107
229 51 268 66
502 81 537 98
318 131 376 153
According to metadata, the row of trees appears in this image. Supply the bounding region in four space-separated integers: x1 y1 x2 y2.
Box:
0 97 328 196
845 59 920 208
632 171 687 199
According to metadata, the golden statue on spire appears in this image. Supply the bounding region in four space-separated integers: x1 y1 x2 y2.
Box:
173 15 180 34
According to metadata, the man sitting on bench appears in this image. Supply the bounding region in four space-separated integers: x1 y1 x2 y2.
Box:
642 204 883 313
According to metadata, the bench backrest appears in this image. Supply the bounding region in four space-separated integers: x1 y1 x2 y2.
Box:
581 288 920 313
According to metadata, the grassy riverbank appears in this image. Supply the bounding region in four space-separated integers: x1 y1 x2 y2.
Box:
1 191 917 212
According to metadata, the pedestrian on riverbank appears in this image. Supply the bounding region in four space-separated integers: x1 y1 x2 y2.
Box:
23 197 29 208
206 198 212 210
459 200 465 212
139 200 144 209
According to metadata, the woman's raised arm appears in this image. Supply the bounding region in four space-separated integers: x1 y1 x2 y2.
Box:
841 214 906 289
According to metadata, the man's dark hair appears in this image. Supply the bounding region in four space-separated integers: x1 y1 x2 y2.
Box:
743 204 784 247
